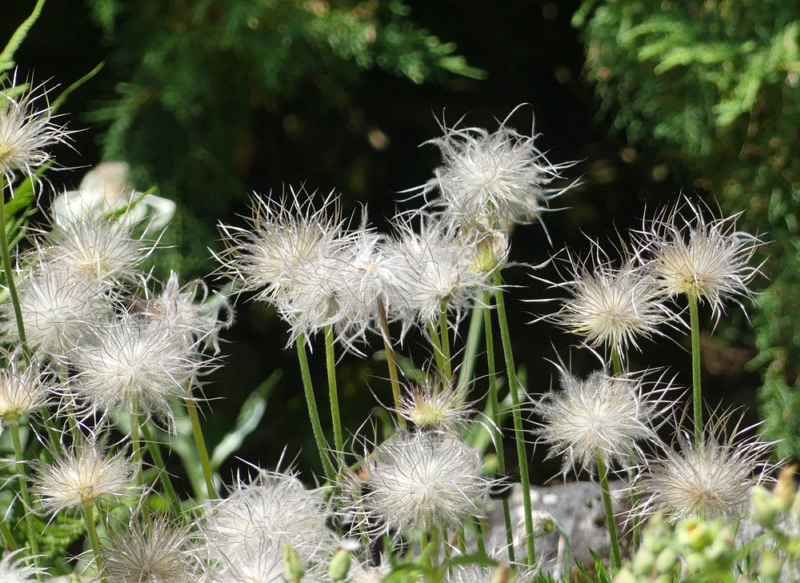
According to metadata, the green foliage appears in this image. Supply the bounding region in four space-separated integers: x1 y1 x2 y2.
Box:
84 0 484 276
575 0 800 458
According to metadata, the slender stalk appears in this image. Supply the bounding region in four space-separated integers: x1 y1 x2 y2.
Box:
376 298 405 428
295 334 336 481
456 301 484 394
483 290 514 563
141 423 182 516
438 300 452 383
689 293 703 442
456 527 466 554
427 321 447 383
492 272 535 565
9 422 41 568
325 326 345 470
0 176 29 356
185 397 217 499
130 409 150 522
611 342 622 377
475 517 487 555
596 454 621 571
82 504 108 583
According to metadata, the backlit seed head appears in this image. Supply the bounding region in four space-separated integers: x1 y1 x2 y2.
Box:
0 350 49 425
639 415 773 520
395 381 473 431
417 108 574 230
534 369 666 477
0 550 48 582
641 199 762 319
0 77 69 183
105 516 197 583
34 437 136 513
362 430 491 533
549 245 674 354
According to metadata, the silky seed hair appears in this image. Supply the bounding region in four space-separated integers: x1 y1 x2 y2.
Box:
0 550 48 583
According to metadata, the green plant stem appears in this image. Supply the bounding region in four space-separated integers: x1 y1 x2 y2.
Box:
456 301 484 394
427 320 447 383
9 422 41 569
141 422 182 516
475 517 487 555
185 397 218 499
493 272 535 565
296 334 336 482
596 454 621 571
325 326 345 470
611 342 622 377
377 298 405 429
483 290 515 563
0 176 29 356
438 300 452 383
689 293 703 442
456 527 466 554
130 409 150 522
81 504 108 583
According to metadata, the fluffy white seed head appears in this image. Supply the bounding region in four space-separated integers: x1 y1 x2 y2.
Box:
70 313 197 426
0 550 48 582
105 516 198 583
534 369 666 477
362 430 491 533
216 189 342 302
641 199 762 319
0 77 69 183
417 110 573 230
202 470 335 571
0 351 49 425
548 246 674 354
3 263 115 356
34 438 137 513
395 381 473 432
639 415 773 520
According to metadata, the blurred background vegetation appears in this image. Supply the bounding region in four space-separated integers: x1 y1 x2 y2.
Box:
2 0 797 481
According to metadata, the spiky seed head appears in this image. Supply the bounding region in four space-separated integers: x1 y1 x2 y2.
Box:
202 470 335 569
34 438 137 512
642 199 762 318
417 110 574 229
395 381 473 431
105 516 197 583
71 313 197 426
0 550 48 582
4 263 114 356
0 77 69 183
534 370 664 477
0 351 49 425
362 430 491 533
216 188 342 302
639 415 773 520
550 246 674 354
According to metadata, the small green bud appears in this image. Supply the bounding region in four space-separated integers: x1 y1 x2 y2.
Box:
675 517 714 551
611 568 636 583
328 548 352 582
751 486 782 528
654 548 678 574
759 551 782 581
632 547 655 574
283 541 305 583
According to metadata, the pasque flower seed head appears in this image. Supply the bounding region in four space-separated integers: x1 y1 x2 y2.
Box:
534 369 665 477
362 430 491 533
0 550 48 583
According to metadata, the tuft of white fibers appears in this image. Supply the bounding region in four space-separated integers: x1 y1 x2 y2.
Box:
546 244 675 355
416 109 574 229
638 414 773 520
0 76 70 183
70 312 198 425
145 271 232 354
0 350 49 426
639 198 762 319
3 262 115 356
362 430 492 533
201 470 335 578
0 550 48 582
385 213 491 331
33 436 137 513
395 380 473 432
105 515 199 583
216 188 343 303
534 369 670 477
38 214 153 286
